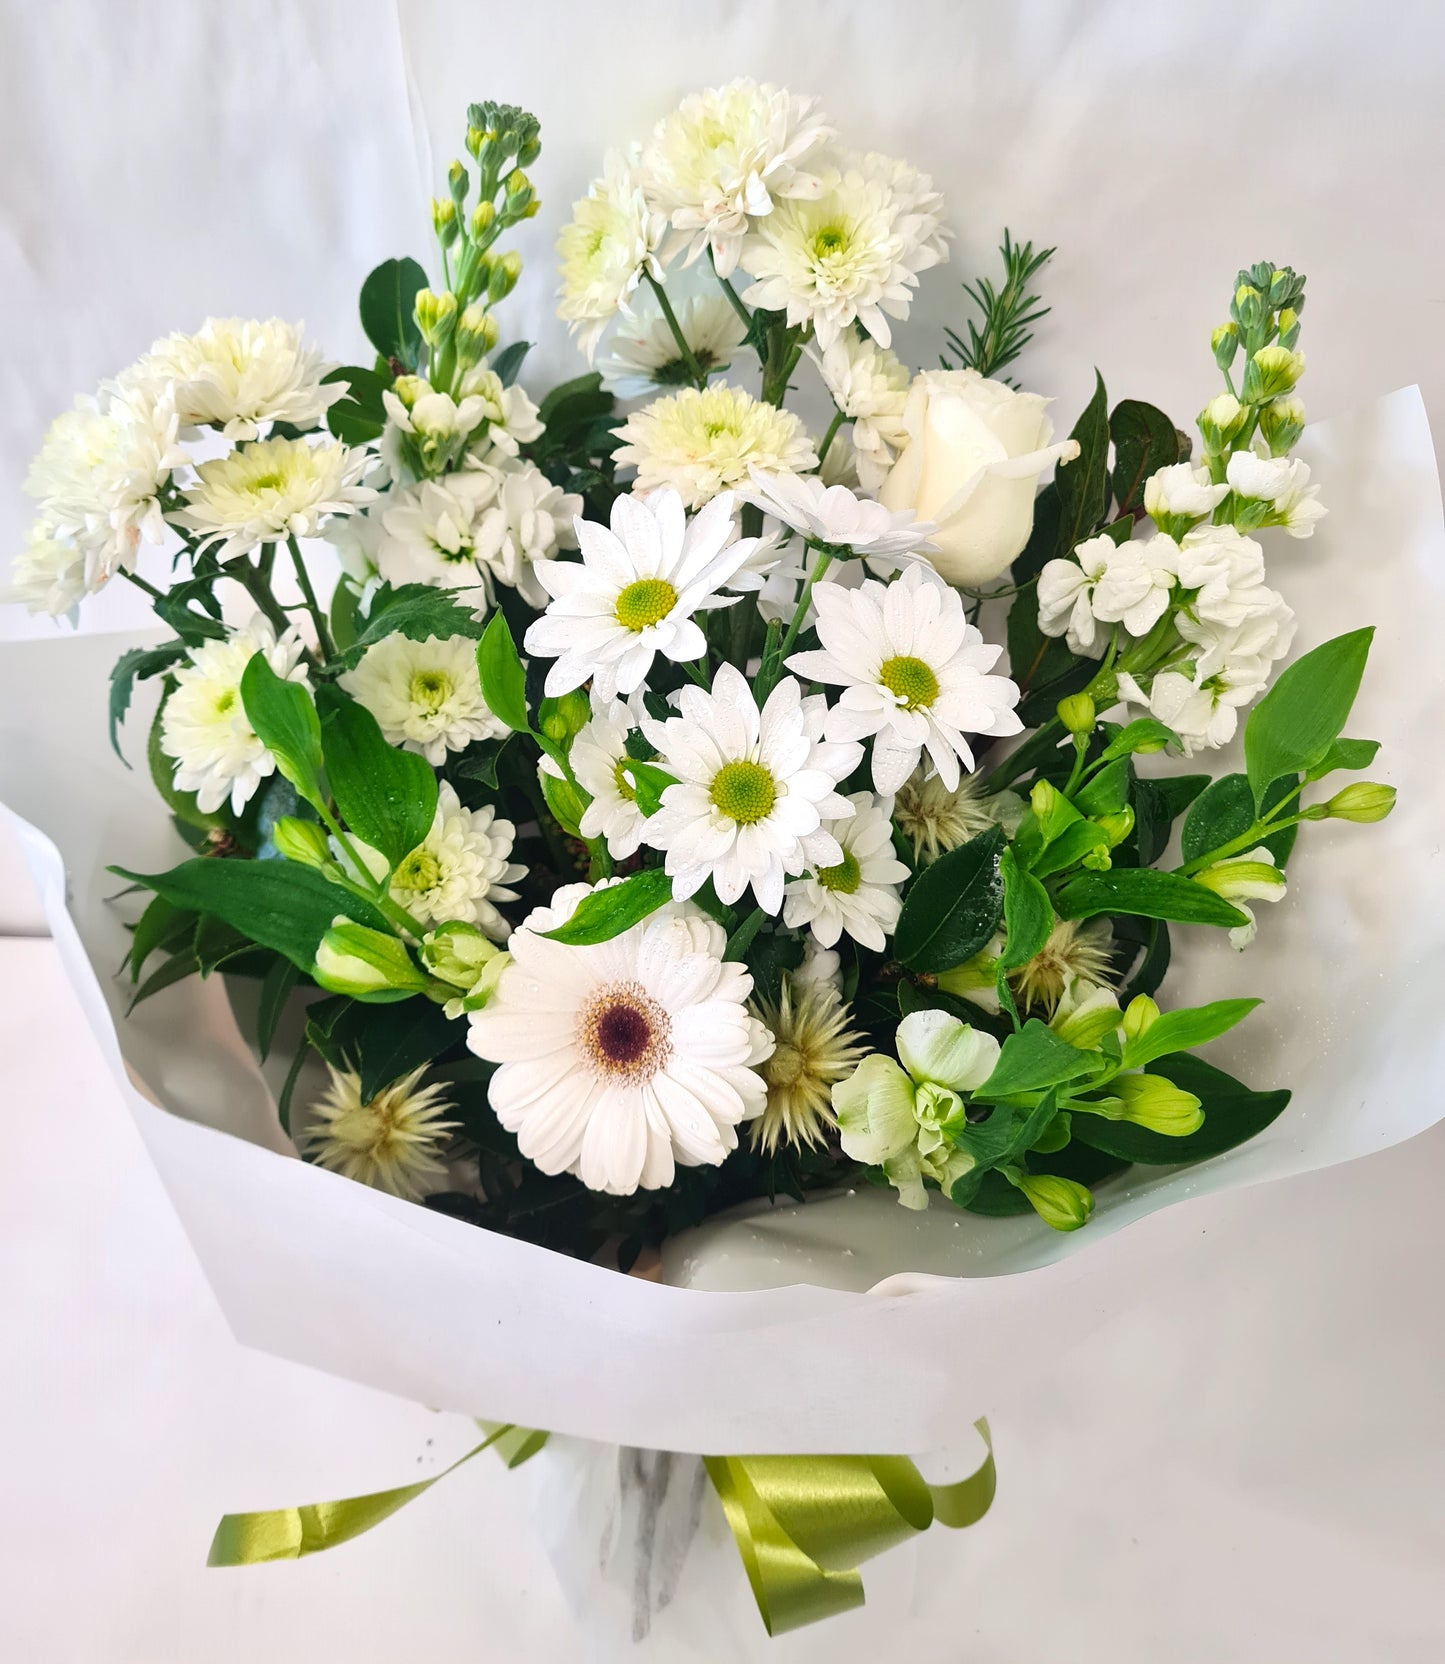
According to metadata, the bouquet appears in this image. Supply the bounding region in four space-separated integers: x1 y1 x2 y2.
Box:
4 80 1419 1637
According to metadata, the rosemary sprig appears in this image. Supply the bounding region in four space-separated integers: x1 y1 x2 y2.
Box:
942 231 1054 385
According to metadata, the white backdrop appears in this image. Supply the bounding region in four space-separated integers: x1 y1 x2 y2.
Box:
3 1 1445 1659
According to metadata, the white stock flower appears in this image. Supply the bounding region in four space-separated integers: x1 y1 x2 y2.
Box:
813 334 911 490
596 294 748 398
300 1064 457 1202
130 317 342 439
571 696 650 859
159 617 309 814
1143 461 1229 535
7 522 88 616
172 435 374 558
1175 591 1296 679
458 367 545 459
1040 532 1178 652
525 488 762 700
641 79 832 277
1037 536 1113 656
556 149 667 360
1226 451 1326 537
641 664 863 914
338 634 508 765
612 383 817 508
739 152 949 351
1176 525 1277 627
1192 846 1288 949
466 882 772 1195
372 472 499 593
1117 664 1265 754
387 781 523 938
787 562 1023 794
783 791 910 951
468 459 582 608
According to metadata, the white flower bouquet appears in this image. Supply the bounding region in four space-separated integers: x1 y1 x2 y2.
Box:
5 82 1443 1641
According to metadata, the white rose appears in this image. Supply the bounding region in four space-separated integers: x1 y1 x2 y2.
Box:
877 369 1079 586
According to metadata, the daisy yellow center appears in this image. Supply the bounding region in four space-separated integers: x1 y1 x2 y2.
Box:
878 654 939 710
246 472 287 493
814 849 861 894
408 669 453 713
614 576 678 632
579 980 672 1080
710 760 776 824
393 849 442 893
613 757 637 802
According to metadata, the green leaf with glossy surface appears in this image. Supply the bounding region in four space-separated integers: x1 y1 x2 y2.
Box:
1055 867 1249 929
1307 736 1380 779
317 686 437 868
256 954 302 1061
1181 772 1299 868
323 365 389 444
359 256 427 368
539 868 675 946
1098 718 1180 764
1244 627 1374 806
239 655 323 805
1109 399 1183 513
1119 997 1261 1071
977 1020 1099 1099
894 824 1005 973
476 611 530 733
998 847 1053 974
1054 371 1111 555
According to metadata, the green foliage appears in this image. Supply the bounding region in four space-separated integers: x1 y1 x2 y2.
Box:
239 656 324 806
1109 400 1184 513
1118 997 1260 1071
1072 1054 1290 1164
359 257 428 368
977 1021 1098 1099
328 584 484 672
1053 371 1112 562
942 231 1054 384
1244 628 1374 806
997 847 1054 983
476 611 531 733
323 365 390 444
538 868 674 945
108 642 189 759
1055 867 1250 930
1182 773 1299 868
894 824 1005 972
316 686 437 869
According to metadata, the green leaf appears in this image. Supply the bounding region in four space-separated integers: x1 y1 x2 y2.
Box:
490 341 531 387
109 642 188 759
1129 772 1210 867
323 997 463 1101
476 611 530 733
1307 736 1380 779
316 686 437 869
239 655 323 806
1121 919 1171 1000
1030 819 1111 879
323 365 390 444
1053 371 1111 556
111 858 390 971
1071 1053 1289 1164
619 758 678 817
256 955 302 1062
1181 772 1299 868
1010 480 1061 584
359 256 427 368
1244 628 1374 807
1109 400 1183 513
724 907 766 964
539 868 675 946
1073 757 1132 817
998 847 1054 974
128 946 202 1010
1098 718 1180 764
329 579 364 654
894 824 1005 973
1055 867 1250 930
977 1020 1098 1098
1120 997 1260 1071
328 584 484 671
128 894 196 980
743 926 805 1009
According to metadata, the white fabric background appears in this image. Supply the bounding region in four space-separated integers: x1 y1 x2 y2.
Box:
2 1 1445 1657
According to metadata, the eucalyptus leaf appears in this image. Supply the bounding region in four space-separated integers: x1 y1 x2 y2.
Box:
1055 867 1250 930
893 824 1005 973
317 686 438 869
1244 627 1374 806
538 868 675 946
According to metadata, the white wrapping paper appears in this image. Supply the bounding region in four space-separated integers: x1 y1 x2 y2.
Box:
1 388 1440 1460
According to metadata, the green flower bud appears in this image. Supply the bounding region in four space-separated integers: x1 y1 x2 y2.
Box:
390 373 430 410
1050 987 1121 1050
1232 283 1265 330
505 167 530 198
1094 806 1135 848
540 766 589 840
448 159 468 206
414 288 458 347
313 919 430 1001
1198 391 1247 453
1211 321 1239 370
1057 692 1096 735
470 199 496 240
1120 994 1159 1043
539 688 592 747
465 124 485 160
431 197 459 246
517 132 542 168
453 302 499 368
272 815 331 869
1258 395 1306 458
488 250 523 303
1097 1073 1205 1137
1242 344 1305 403
419 922 507 1014
1323 781 1396 823
1008 1169 1095 1231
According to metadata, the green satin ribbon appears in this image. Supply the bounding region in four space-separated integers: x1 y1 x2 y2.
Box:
208 1416 995 1637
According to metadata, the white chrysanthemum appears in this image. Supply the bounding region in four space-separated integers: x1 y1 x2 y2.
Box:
172 435 374 558
740 466 934 559
387 781 524 938
640 79 832 277
159 617 310 814
612 383 817 508
372 472 500 593
556 149 667 360
783 791 910 951
596 294 749 399
128 317 342 440
571 697 650 860
787 563 1023 795
457 367 545 460
467 459 582 609
893 765 1025 864
466 881 773 1195
24 385 186 583
813 334 911 490
750 975 866 1155
7 521 88 616
524 488 763 700
739 152 949 351
641 664 862 914
301 1064 457 1202
338 634 507 765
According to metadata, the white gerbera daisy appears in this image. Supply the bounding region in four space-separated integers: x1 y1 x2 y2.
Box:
893 766 1023 863
641 664 862 914
159 617 310 814
467 459 582 609
372 472 499 594
787 563 1023 794
751 974 866 1154
739 466 934 559
338 634 508 765
596 293 749 398
640 79 832 277
387 781 524 938
7 521 88 616
556 149 667 360
127 317 342 440
812 333 911 491
612 383 817 508
466 881 773 1195
301 1064 457 1202
739 152 949 351
524 487 762 700
783 791 910 951
571 697 650 859
172 435 374 559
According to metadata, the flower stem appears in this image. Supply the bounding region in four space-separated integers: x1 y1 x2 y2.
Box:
770 545 834 679
816 407 845 465
1174 779 1308 876
644 272 707 390
120 569 166 602
235 556 308 658
710 256 757 343
286 534 336 661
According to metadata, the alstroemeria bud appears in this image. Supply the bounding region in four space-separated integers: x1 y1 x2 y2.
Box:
1323 781 1396 823
1057 692 1096 735
1009 1170 1095 1232
414 288 458 347
1107 1073 1205 1136
539 688 592 747
314 919 430 1000
1050 987 1121 1050
1121 994 1159 1043
1094 806 1135 848
272 815 331 869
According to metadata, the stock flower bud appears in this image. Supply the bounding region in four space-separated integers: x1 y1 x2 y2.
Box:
454 302 499 368
465 124 485 159
1198 391 1247 453
505 168 531 199
272 815 331 869
448 159 468 205
414 288 458 346
390 374 430 410
1211 321 1239 369
488 250 523 303
1243 344 1305 402
431 197 459 245
1008 1169 1095 1231
1057 692 1096 735
314 919 430 1000
517 132 542 167
1120 994 1159 1043
1232 283 1265 330
1258 395 1306 457
1323 781 1396 823
470 199 496 240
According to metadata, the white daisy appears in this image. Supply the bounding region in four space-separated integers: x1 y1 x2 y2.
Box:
556 149 666 360
387 781 525 938
172 435 375 559
159 616 310 814
612 383 818 508
640 79 832 277
640 664 862 915
524 487 763 700
300 1064 457 1202
750 975 866 1154
338 634 508 765
7 521 88 616
786 562 1023 795
466 881 773 1195
372 472 500 594
467 459 582 609
783 791 910 951
739 466 934 559
571 696 650 859
812 333 911 491
596 293 749 398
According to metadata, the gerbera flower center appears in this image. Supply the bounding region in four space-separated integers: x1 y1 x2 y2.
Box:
408 670 453 713
878 654 940 710
814 848 862 894
393 848 442 894
709 759 777 824
614 576 678 632
578 980 672 1080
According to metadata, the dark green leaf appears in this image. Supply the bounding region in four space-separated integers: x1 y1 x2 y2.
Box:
744 927 805 1009
329 580 364 654
1055 867 1249 930
1011 481 1060 584
620 758 678 816
329 584 484 672
328 997 464 1100
109 642 188 759
1244 628 1374 806
316 686 437 868
1073 757 1132 817
490 341 531 387
998 847 1054 974
1120 997 1260 1070
146 688 227 836
977 1019 1099 1098
1121 919 1171 1000
539 868 674 945
127 894 196 980
128 947 201 1010
239 655 323 805
323 365 390 444
1109 400 1183 513
1030 819 1111 879
724 908 766 963
1072 1053 1289 1164
1054 371 1111 555
894 825 1005 973
1181 772 1299 868
359 256 427 368
256 955 302 1061
476 611 530 733
1098 718 1180 764
194 913 256 975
